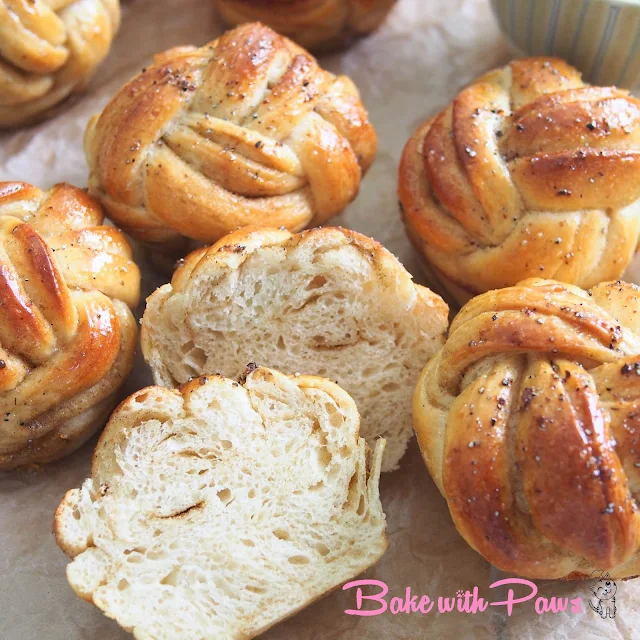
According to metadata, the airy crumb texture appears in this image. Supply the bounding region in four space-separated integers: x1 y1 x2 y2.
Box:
55 367 387 640
141 226 449 471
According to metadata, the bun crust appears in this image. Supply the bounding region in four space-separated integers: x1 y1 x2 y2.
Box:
142 226 448 472
0 182 139 469
85 22 377 253
414 278 640 579
0 0 120 128
399 57 640 305
217 0 396 52
54 367 387 639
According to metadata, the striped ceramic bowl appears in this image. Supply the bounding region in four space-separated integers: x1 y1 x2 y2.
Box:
491 0 640 87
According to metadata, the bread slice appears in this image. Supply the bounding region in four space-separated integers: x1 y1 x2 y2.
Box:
141 226 449 471
55 366 387 640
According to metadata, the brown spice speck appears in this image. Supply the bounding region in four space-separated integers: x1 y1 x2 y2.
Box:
521 388 535 409
238 362 259 384
621 362 640 375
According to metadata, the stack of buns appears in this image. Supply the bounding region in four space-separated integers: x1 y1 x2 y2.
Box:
2 11 640 639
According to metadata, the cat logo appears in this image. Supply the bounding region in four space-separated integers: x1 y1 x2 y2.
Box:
588 570 617 620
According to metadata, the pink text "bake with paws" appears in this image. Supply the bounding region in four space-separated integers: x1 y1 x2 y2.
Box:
343 579 583 617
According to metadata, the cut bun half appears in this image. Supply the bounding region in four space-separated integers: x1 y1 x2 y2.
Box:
141 226 449 471
55 366 387 640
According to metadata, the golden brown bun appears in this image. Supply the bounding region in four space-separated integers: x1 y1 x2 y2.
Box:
216 0 396 52
0 182 140 470
399 57 640 306
85 22 377 255
0 0 120 129
414 278 640 579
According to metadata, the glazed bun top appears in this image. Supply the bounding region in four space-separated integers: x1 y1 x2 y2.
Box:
85 22 377 253
0 181 139 469
216 0 396 51
0 0 121 128
399 57 640 305
414 277 640 579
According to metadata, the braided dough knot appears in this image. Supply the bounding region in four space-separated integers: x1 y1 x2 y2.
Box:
414 278 640 579
400 58 640 304
217 0 397 51
0 182 139 469
85 22 377 251
0 0 120 128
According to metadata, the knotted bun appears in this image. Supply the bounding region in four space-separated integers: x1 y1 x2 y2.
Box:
216 0 396 51
0 182 139 469
399 57 640 306
0 0 120 128
414 278 640 579
85 22 377 254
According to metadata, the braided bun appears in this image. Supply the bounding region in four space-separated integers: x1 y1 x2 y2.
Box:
0 0 120 128
0 182 139 469
216 0 396 51
85 22 376 254
399 57 640 305
414 278 640 579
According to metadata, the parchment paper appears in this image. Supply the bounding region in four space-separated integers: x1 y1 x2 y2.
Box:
0 1 638 638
